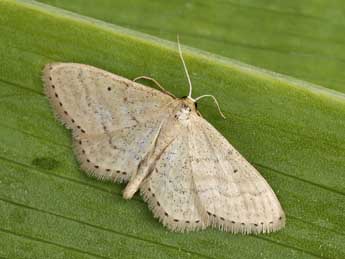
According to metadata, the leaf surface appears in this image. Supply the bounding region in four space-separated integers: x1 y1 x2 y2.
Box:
0 1 344 258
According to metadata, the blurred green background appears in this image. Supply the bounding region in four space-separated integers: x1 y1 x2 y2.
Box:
39 0 345 93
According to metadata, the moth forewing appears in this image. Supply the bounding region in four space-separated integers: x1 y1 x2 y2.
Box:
43 62 174 183
189 114 285 233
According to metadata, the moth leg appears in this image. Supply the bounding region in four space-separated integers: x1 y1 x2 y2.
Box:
122 163 151 199
133 76 176 98
122 121 164 199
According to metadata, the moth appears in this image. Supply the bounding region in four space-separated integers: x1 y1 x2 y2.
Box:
43 40 285 234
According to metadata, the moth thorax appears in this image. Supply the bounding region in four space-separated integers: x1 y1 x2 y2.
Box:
175 101 194 124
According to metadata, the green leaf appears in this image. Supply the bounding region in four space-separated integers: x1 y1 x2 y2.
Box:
0 0 344 258
36 0 345 93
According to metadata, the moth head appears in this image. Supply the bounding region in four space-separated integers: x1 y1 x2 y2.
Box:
177 35 226 119
180 96 198 114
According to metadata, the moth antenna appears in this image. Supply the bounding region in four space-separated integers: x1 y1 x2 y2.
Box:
177 35 193 98
133 76 176 98
194 94 226 119
177 35 225 119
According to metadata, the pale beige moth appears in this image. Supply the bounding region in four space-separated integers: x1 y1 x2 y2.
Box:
42 40 285 234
